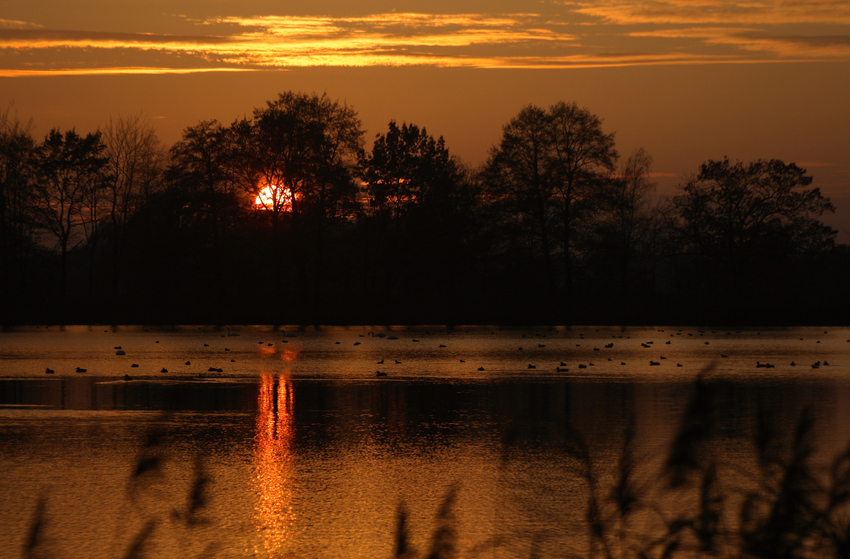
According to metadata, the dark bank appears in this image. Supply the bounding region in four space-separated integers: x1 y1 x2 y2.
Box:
2 96 848 327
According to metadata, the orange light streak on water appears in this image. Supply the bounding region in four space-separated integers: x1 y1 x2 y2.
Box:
252 374 296 558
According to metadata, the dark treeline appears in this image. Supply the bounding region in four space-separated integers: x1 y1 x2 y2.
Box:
1 94 848 326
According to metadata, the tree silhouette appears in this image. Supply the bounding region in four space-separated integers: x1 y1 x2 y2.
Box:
546 102 619 309
588 147 659 314
670 158 836 319
233 92 365 316
364 121 465 218
236 92 364 223
484 102 618 319
31 129 109 305
361 120 478 317
167 120 238 244
103 112 165 300
0 105 37 314
2 95 849 325
484 106 558 308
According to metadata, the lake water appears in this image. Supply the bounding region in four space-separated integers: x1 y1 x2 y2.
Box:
1 325 849 558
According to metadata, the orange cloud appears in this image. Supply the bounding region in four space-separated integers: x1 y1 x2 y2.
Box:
2 8 849 74
0 13 581 72
630 27 850 58
570 0 850 25
0 19 42 30
0 67 251 77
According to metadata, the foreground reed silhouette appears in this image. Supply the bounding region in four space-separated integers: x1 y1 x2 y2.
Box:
390 374 850 559
22 413 216 559
21 377 850 558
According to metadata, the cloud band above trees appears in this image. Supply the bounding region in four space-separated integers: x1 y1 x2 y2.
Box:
1 1 849 75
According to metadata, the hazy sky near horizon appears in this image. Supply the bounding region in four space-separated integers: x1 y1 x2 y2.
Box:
2 0 849 238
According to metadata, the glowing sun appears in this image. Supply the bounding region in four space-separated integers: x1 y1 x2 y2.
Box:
255 184 295 211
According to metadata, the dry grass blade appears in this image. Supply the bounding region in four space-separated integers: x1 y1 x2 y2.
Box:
132 456 162 480
695 462 723 553
182 453 210 525
611 417 640 520
755 398 781 473
827 442 850 510
525 533 542 559
664 373 714 489
743 408 820 558
130 416 171 485
768 408 819 553
425 485 459 559
559 417 611 558
192 542 221 559
818 442 850 554
587 497 612 559
822 518 850 559
121 520 157 559
393 501 415 559
562 419 591 467
23 495 48 559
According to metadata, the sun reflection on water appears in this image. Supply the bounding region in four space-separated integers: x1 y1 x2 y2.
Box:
252 374 296 558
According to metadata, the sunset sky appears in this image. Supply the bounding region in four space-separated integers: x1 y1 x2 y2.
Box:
2 0 849 239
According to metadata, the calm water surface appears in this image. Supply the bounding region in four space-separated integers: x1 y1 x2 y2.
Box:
1 326 849 558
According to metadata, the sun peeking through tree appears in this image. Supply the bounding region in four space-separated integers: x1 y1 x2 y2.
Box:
254 183 295 213
232 91 364 225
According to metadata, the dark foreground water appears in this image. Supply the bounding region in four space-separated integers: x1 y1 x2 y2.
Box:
1 326 849 558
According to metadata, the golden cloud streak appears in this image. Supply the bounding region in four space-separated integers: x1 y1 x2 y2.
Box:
1 53 815 77
630 27 850 58
571 0 850 25
0 67 252 77
208 13 543 31
472 52 801 69
1 19 44 30
3 9 849 74
0 11 575 69
0 12 582 72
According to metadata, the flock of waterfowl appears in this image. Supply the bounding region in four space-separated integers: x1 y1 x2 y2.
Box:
370 328 846 378
37 328 847 380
